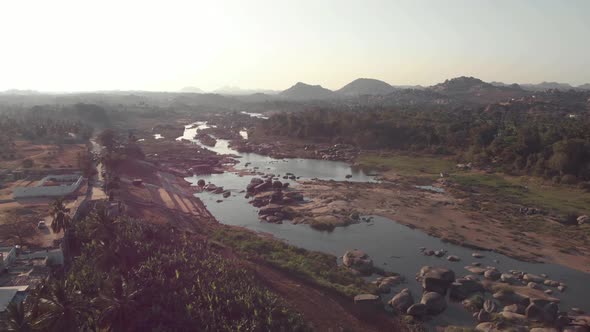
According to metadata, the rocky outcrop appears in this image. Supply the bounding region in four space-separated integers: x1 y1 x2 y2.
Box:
343 250 374 274
421 292 447 315
417 266 455 294
449 278 484 300
406 303 427 317
388 288 414 313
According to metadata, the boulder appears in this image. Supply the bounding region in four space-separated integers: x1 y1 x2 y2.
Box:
501 310 528 322
501 273 516 283
434 250 446 257
449 278 484 300
421 292 447 315
465 266 488 275
578 215 589 225
493 290 528 305
343 250 373 274
523 274 545 283
484 269 502 280
222 191 231 198
420 267 456 294
563 326 590 332
483 299 497 313
544 280 559 287
528 282 542 290
530 329 559 332
525 303 545 322
258 204 283 216
250 177 264 185
353 294 381 310
477 309 492 322
475 322 501 332
543 302 559 323
213 187 224 194
204 183 217 191
472 252 485 258
197 179 206 186
406 303 427 317
272 180 283 188
388 288 414 313
447 255 461 262
503 304 526 314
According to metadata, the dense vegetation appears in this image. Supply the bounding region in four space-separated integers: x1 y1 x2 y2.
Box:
255 103 590 182
3 208 308 332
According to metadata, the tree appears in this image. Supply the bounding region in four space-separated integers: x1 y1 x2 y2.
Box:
4 301 33 332
50 199 71 234
94 277 141 331
33 280 93 332
98 129 116 153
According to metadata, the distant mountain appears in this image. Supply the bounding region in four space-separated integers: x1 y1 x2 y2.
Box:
180 86 204 93
430 76 526 103
577 83 590 90
336 78 395 96
214 86 279 95
521 82 574 91
0 89 41 95
279 82 334 100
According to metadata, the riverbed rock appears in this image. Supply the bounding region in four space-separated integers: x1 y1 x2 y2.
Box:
528 282 542 290
558 285 566 292
493 290 528 305
258 204 284 216
501 310 528 322
475 322 501 332
501 273 516 283
406 303 427 317
388 288 414 313
421 292 447 315
578 215 589 225
477 309 492 322
434 250 446 257
465 266 488 275
269 191 283 204
222 191 231 198
472 252 485 258
204 183 217 191
563 326 590 332
523 274 545 283
419 266 456 294
343 250 374 274
213 187 224 194
447 255 461 262
483 299 498 313
197 179 206 186
544 280 559 287
450 278 484 300
504 304 526 314
484 269 502 280
353 294 381 310
530 328 559 332
525 303 545 322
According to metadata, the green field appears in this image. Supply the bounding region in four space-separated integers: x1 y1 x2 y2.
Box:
357 153 590 215
357 153 456 178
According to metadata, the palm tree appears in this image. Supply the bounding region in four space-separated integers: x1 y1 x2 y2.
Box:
94 276 142 331
50 199 71 234
33 280 93 332
4 301 33 332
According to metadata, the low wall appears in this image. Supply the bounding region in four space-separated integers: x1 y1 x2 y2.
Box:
13 175 83 199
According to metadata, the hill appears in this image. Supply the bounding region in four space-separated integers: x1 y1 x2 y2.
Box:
430 76 527 103
279 82 334 100
180 86 204 93
336 78 395 96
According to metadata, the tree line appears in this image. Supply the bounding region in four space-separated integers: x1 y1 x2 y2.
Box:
254 105 590 182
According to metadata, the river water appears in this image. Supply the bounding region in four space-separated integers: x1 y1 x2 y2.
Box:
179 121 590 328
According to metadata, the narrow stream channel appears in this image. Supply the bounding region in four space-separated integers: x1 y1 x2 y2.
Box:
179 120 590 329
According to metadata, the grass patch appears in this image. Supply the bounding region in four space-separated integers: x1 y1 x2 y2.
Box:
453 173 590 215
356 153 456 178
212 227 377 298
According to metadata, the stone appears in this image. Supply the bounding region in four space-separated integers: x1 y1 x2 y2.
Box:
544 289 553 295
501 311 528 322
434 250 446 257
419 266 456 294
472 252 485 258
558 285 566 292
449 278 484 300
388 288 414 313
406 303 427 317
222 191 231 198
543 279 559 287
571 308 585 314
258 204 283 216
500 273 516 283
493 290 527 305
424 249 435 256
525 303 545 321
421 292 447 315
447 255 460 262
478 309 492 322
272 180 283 188
530 328 559 332
503 304 525 314
563 326 590 332
354 294 381 311
483 299 497 313
484 269 502 280
475 322 501 332
543 302 559 323
523 273 545 283
343 250 373 274
528 282 542 290
197 179 206 186
578 215 589 225
472 262 482 266
465 266 487 275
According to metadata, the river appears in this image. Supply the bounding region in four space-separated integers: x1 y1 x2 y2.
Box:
179 121 590 329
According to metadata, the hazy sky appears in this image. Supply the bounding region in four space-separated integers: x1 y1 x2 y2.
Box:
1 0 589 92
